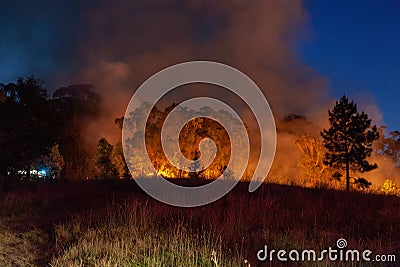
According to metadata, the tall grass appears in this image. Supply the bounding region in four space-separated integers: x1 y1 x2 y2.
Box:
51 200 244 266
0 179 399 266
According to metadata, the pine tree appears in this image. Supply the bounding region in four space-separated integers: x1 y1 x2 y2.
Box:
321 96 379 191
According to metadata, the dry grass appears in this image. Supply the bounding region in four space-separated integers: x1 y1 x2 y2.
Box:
0 218 48 267
51 202 242 266
0 179 399 266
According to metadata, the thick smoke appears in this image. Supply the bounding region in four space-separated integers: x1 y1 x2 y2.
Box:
66 0 329 136
58 0 395 187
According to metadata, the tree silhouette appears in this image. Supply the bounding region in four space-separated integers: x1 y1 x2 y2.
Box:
111 141 131 179
0 77 56 178
321 95 379 191
51 84 101 179
45 144 65 179
95 138 118 179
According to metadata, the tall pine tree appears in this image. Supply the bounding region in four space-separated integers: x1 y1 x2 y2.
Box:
321 96 379 191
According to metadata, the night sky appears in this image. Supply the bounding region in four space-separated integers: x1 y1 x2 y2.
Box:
1 1 399 131
302 0 400 131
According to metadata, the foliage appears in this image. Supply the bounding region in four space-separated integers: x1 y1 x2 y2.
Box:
295 134 341 188
32 144 65 179
110 141 130 179
51 84 102 179
375 126 400 164
123 103 246 179
45 144 65 179
0 79 102 180
52 84 101 118
321 95 379 191
353 177 372 191
381 179 400 196
95 138 118 179
0 77 56 177
0 89 5 103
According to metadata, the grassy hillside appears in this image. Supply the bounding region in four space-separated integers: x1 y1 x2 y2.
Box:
0 179 399 266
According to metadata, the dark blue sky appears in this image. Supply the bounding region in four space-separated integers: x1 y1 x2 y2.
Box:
0 1 82 87
0 1 399 130
302 0 400 130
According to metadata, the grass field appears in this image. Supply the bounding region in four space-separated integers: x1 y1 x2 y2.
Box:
0 179 399 266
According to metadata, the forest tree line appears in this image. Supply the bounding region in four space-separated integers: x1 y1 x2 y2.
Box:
1 77 400 196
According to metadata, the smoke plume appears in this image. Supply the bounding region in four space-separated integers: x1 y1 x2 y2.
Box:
55 0 395 187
